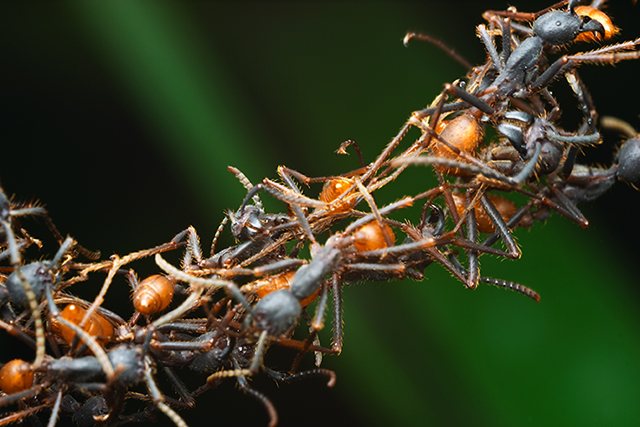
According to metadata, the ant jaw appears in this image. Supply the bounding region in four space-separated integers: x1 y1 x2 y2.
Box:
579 18 605 41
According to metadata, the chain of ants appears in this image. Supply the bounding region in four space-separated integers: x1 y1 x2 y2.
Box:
2 1 640 426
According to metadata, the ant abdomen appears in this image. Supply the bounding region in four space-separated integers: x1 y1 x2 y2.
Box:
50 303 114 347
0 359 34 394
132 274 176 316
251 271 319 307
353 221 396 251
431 112 485 176
319 178 357 213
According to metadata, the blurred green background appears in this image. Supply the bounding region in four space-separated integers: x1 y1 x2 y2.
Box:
1 1 640 426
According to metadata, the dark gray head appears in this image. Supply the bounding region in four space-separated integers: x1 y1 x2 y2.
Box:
616 138 640 183
229 205 264 241
108 346 145 385
534 10 604 46
252 289 301 336
5 262 54 306
189 331 233 373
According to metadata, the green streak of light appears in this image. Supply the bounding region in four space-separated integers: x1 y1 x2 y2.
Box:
73 1 274 211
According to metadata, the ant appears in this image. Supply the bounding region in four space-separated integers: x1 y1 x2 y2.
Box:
402 0 638 186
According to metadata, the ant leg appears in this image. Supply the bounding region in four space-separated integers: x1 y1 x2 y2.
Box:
561 69 602 177
0 218 21 269
210 216 228 257
498 17 512 65
257 180 321 243
353 178 394 248
337 139 366 168
531 39 640 93
0 237 34 263
566 70 598 133
0 398 48 423
204 330 269 385
6 195 100 261
234 360 278 427
390 150 520 188
267 366 337 387
601 116 638 139
479 194 520 259
479 276 540 302
482 199 536 247
482 1 568 22
403 32 472 70
0 384 45 407
153 254 239 325
79 229 189 328
180 226 203 269
0 319 36 350
46 389 63 427
260 180 325 209
161 366 196 408
342 197 414 236
289 279 331 373
370 143 423 194
228 166 263 210
275 167 320 239
412 101 470 121
143 363 188 427
38 213 101 261
465 194 480 289
360 121 413 184
187 225 203 266
330 273 343 355
448 253 540 302
477 24 503 71
6 232 61 369
442 83 495 116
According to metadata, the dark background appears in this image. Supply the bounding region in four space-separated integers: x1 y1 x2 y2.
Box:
2 1 640 426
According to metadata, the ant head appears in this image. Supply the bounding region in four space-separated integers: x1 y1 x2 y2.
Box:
4 262 54 306
107 346 145 385
616 137 640 184
189 331 234 373
228 205 264 241
533 9 605 46
252 289 301 336
421 204 445 237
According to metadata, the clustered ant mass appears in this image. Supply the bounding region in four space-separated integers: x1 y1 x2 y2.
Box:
1 0 640 425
